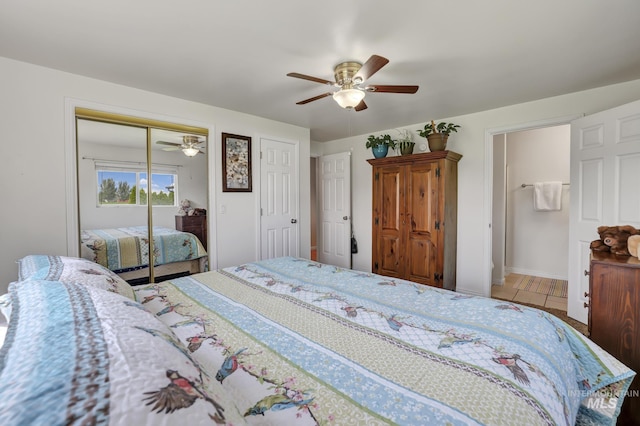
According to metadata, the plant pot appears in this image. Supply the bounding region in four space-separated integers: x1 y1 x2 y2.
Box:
371 144 389 158
426 133 448 151
399 142 415 156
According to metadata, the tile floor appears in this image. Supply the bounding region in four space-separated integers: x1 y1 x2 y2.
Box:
491 273 568 311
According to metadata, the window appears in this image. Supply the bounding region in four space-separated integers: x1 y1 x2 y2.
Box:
96 163 177 207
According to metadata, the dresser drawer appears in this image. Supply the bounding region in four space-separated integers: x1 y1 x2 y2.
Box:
175 215 207 250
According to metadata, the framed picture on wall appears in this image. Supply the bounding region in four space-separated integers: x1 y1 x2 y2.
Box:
221 132 252 192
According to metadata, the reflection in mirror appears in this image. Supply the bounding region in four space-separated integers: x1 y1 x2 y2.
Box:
150 128 209 281
76 116 208 285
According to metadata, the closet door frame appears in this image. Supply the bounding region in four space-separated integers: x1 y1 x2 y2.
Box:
64 98 217 277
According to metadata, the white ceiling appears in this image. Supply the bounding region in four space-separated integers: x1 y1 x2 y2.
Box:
2 1 640 142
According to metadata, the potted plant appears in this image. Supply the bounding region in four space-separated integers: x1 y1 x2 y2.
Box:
366 134 396 158
395 129 415 156
417 120 461 151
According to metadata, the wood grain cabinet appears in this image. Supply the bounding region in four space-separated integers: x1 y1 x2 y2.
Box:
368 151 461 290
175 215 207 251
588 251 640 424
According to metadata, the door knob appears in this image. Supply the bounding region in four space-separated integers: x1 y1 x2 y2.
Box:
343 216 349 220
291 218 297 223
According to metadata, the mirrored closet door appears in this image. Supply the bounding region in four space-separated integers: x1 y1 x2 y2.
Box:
75 109 209 284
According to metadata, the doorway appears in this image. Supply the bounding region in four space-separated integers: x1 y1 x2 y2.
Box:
491 125 570 309
259 137 299 259
310 156 318 261
315 152 352 269
484 118 576 304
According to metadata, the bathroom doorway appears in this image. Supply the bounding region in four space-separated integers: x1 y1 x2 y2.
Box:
490 125 570 309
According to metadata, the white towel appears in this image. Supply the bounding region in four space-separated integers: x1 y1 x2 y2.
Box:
533 181 562 211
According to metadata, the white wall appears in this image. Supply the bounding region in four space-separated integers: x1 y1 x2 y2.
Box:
0 57 311 293
317 79 640 296
505 125 570 280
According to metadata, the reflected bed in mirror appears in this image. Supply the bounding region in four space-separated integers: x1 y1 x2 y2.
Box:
80 226 208 284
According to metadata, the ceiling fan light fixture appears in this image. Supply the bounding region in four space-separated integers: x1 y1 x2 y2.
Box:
333 88 365 109
182 146 200 157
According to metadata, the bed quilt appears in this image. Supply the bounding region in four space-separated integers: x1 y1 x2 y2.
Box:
81 226 207 272
134 257 635 425
0 280 245 425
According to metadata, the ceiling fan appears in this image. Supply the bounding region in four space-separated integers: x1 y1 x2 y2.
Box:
156 135 205 157
287 55 419 111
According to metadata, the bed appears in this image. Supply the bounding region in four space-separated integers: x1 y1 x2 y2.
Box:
80 226 208 282
0 255 635 425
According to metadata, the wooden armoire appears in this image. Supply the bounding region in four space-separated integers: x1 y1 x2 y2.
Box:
368 151 461 290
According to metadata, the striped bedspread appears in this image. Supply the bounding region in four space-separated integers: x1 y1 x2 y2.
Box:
134 257 634 425
2 256 634 425
80 226 207 272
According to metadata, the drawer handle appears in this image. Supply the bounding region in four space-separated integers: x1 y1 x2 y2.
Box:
584 270 589 276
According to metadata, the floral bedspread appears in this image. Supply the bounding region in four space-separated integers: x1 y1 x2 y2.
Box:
134 257 635 425
81 226 207 272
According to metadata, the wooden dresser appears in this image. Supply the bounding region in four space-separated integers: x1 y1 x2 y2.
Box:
175 215 207 251
588 251 640 423
368 151 461 290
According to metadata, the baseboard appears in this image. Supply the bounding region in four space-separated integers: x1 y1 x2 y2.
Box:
456 287 486 297
492 278 505 286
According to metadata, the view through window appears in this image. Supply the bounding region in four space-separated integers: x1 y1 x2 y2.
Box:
97 166 177 206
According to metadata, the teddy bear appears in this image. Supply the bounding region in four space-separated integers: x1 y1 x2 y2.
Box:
628 235 640 258
590 225 640 256
177 199 193 216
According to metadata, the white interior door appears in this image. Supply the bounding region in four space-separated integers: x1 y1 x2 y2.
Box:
260 138 299 259
317 152 351 268
568 99 640 323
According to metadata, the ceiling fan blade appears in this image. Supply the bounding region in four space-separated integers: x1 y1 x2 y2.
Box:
156 141 181 147
355 55 389 81
366 85 419 94
296 92 333 105
162 147 180 151
354 100 368 112
287 72 335 86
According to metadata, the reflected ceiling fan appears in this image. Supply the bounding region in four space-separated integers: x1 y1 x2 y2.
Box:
287 55 419 111
156 135 205 157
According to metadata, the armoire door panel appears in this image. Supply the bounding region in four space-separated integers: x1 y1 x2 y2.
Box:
380 168 402 231
406 165 437 234
407 237 436 283
379 235 401 276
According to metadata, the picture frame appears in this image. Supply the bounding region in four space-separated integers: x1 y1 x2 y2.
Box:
221 132 252 192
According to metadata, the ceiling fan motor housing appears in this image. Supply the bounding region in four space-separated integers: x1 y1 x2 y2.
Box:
183 135 200 146
334 62 362 88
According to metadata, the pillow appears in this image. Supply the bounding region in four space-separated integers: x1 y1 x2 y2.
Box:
0 280 246 425
17 255 135 300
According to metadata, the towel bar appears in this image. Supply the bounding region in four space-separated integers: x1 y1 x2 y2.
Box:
521 183 570 188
